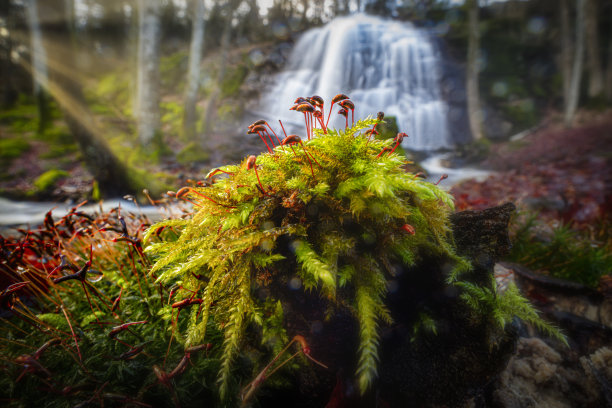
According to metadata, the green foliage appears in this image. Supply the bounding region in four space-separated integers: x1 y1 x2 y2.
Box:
89 71 133 116
509 216 612 288
33 169 69 192
0 211 225 407
146 115 466 395
160 51 189 91
0 138 30 160
221 64 248 98
161 100 186 140
91 179 101 201
456 277 567 346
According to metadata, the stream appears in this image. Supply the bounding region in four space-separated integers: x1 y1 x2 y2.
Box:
0 155 492 231
0 197 172 232
420 153 492 188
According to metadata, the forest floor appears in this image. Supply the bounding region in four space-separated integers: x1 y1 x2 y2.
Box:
450 109 612 408
451 108 612 229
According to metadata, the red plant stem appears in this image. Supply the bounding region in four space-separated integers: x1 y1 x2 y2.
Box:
388 141 401 156
308 113 313 139
256 131 273 153
184 188 237 209
303 113 310 140
61 306 81 362
317 115 327 134
366 123 378 146
376 147 391 158
266 124 284 151
435 174 448 185
80 282 101 321
254 167 271 197
279 120 297 156
326 102 336 127
264 130 276 148
127 247 145 298
299 142 316 178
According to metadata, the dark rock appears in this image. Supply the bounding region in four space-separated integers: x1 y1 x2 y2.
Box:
259 203 519 407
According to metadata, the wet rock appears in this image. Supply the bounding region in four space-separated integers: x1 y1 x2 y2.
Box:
492 338 611 408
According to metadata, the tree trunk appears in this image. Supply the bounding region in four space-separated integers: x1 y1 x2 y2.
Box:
0 0 17 108
605 6 612 101
466 0 483 141
136 0 161 148
25 0 50 133
565 0 586 126
183 0 206 140
585 0 603 98
38 0 139 197
560 0 572 107
202 0 239 139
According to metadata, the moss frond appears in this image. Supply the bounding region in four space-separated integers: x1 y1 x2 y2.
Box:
456 277 567 345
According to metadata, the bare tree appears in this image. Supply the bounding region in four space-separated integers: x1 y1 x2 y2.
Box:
560 0 572 108
0 0 17 107
202 0 241 138
25 0 50 133
466 0 483 140
136 0 161 148
565 0 586 126
585 0 603 98
607 6 612 101
37 0 138 197
183 0 206 140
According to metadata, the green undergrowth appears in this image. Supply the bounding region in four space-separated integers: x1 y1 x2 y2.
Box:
0 211 229 407
509 215 612 288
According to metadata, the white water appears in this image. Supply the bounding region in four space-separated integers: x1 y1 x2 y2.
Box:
260 14 452 151
421 154 492 189
0 198 173 227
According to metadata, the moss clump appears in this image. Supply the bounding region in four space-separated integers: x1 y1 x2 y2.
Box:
146 96 564 400
146 112 467 396
33 169 69 193
0 138 30 160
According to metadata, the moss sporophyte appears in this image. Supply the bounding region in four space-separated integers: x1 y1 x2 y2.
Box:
145 93 565 401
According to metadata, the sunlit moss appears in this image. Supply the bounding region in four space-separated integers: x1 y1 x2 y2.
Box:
33 169 69 192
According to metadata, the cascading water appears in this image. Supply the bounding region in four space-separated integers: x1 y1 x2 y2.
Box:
260 14 453 151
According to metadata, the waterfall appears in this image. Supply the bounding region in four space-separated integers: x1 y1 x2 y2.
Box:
260 14 453 151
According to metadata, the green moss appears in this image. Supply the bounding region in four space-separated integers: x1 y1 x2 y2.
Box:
0 138 30 160
160 51 189 90
33 169 69 192
146 115 463 396
87 71 133 117
221 64 248 98
161 100 185 139
176 141 210 165
91 179 101 201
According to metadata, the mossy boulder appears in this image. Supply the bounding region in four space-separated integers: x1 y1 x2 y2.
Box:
33 169 69 193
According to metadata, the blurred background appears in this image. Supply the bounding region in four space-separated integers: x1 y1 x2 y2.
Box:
0 0 611 228
1 2 611 403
